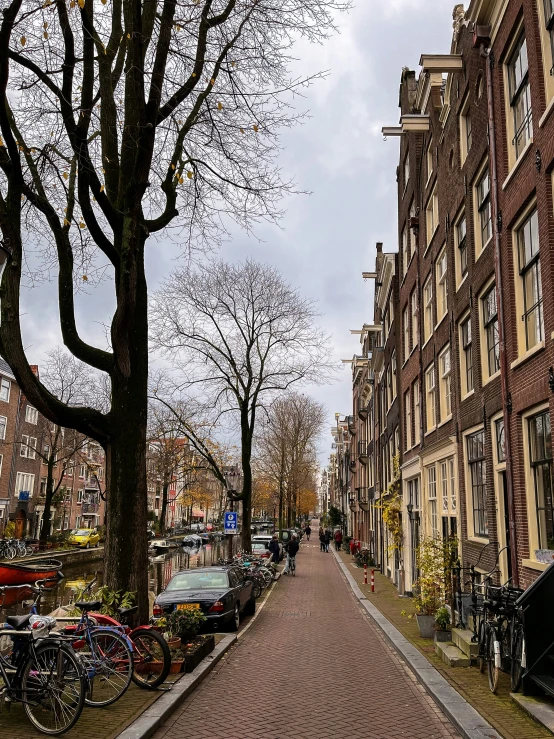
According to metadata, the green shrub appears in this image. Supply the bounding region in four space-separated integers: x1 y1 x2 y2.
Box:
165 608 206 637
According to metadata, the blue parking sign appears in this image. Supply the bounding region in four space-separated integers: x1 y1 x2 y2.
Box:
224 512 238 533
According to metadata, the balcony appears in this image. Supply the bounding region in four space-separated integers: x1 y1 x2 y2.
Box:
358 441 369 465
348 494 357 512
82 503 99 514
357 487 370 511
347 415 356 434
357 399 368 421
349 457 357 472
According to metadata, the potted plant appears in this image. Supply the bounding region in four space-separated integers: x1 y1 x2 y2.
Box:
165 608 207 643
413 537 446 638
434 606 451 642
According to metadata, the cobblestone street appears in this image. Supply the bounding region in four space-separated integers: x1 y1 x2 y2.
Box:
153 542 460 739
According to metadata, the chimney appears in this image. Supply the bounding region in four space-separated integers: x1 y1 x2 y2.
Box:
376 242 383 253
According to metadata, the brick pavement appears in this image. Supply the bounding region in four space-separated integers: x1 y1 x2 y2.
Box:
338 551 552 739
152 543 460 739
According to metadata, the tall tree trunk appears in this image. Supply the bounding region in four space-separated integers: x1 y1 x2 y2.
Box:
160 478 169 534
39 459 56 550
278 478 284 536
240 419 253 553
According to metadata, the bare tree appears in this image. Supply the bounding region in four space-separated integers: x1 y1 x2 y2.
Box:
0 0 348 620
256 392 324 529
151 259 333 550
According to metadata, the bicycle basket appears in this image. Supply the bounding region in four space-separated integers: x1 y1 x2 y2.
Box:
29 615 56 640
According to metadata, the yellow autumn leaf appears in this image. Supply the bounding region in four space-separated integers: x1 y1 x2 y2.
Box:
102 168 105 173
217 102 223 111
82 275 88 281
63 172 68 179
253 125 258 132
70 1 75 6
0 137 3 146
43 32 48 39
64 218 70 226
77 0 84 8
43 22 48 29
101 0 106 4
171 164 175 170
100 184 105 192
20 36 26 46
127 33 130 39
210 78 215 85
240 127 244 134
178 176 184 184
231 61 235 67
192 72 196 77
79 222 86 229
187 171 193 179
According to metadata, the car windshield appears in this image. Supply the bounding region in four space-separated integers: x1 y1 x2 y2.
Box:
166 572 229 591
252 543 267 550
73 530 91 536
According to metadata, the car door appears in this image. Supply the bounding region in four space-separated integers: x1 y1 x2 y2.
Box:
231 568 250 610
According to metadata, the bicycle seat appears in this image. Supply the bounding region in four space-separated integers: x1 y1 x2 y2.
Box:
117 605 138 617
6 614 31 630
75 600 102 612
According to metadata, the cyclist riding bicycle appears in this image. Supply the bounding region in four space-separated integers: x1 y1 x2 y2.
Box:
282 534 299 575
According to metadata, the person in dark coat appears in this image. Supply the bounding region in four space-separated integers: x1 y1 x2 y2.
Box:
304 525 311 541
319 529 325 552
323 529 331 552
268 534 281 565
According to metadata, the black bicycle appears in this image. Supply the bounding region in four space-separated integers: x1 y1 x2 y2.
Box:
0 584 87 734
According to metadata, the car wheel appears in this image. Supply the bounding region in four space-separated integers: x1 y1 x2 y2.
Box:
228 604 240 632
85 543 90 549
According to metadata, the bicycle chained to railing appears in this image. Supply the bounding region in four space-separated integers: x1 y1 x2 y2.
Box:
452 545 525 694
0 538 35 560
0 582 87 735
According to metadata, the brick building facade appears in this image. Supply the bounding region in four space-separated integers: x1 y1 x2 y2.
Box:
328 0 554 595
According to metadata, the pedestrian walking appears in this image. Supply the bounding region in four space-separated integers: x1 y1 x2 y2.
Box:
323 529 331 553
268 534 281 567
282 534 300 575
334 529 343 551
304 524 311 541
319 529 326 552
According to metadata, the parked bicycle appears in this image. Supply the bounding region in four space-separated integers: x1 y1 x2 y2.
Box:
0 584 87 734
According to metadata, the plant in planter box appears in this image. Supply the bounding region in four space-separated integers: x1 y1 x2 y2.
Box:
434 606 451 642
413 537 447 638
165 608 207 640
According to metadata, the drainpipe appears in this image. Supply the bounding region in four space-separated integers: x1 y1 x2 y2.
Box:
482 43 519 585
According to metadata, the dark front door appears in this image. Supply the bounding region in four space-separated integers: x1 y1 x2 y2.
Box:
15 510 26 539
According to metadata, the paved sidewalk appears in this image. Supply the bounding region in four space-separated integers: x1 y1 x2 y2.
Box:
338 551 551 739
153 543 460 739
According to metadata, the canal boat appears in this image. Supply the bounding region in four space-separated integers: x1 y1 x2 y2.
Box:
149 539 171 554
0 558 63 587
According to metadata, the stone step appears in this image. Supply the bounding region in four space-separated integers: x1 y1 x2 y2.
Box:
511 692 554 734
452 628 478 659
434 641 471 667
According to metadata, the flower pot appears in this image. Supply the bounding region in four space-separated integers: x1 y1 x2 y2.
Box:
434 629 451 643
166 637 181 650
416 614 435 638
134 659 183 675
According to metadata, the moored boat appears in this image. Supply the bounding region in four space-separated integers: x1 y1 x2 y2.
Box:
0 559 63 587
149 539 170 554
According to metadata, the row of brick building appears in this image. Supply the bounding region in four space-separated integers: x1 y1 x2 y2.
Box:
327 0 554 595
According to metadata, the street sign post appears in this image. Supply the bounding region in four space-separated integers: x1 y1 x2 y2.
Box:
224 512 238 534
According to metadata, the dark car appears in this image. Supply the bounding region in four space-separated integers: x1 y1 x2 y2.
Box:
153 566 255 632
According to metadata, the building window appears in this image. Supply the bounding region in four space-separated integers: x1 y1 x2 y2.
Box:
0 454 3 477
476 167 492 251
402 226 409 277
423 275 433 343
441 461 449 513
425 363 436 433
411 289 418 349
427 465 438 538
517 209 543 351
426 140 433 181
508 35 532 160
391 352 397 400
539 0 554 102
529 410 554 551
460 316 474 395
439 346 452 420
77 489 84 504
25 405 38 425
20 435 37 459
482 285 500 379
414 380 421 445
404 150 410 191
403 306 410 363
79 464 86 479
405 389 412 451
436 247 448 322
0 378 10 403
449 458 457 512
467 429 488 538
456 214 467 283
409 199 416 255
0 415 6 441
460 94 472 163
426 187 439 245
495 418 506 463
15 471 35 499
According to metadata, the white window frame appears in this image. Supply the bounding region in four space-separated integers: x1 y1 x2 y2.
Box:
425 186 439 246
459 93 472 164
0 415 7 441
439 345 452 422
402 225 409 278
403 306 410 363
426 139 433 183
25 405 38 425
427 465 439 538
505 32 532 167
454 210 467 289
538 0 554 106
423 275 433 344
403 149 410 192
481 281 500 383
414 380 421 445
512 205 544 356
405 389 412 451
436 246 448 324
459 313 474 398
474 162 492 258
0 454 3 477
0 378 10 403
411 288 418 350
425 363 436 434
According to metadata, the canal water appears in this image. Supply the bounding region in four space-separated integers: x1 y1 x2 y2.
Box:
1 543 226 617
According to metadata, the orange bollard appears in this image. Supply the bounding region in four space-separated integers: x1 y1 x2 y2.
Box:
370 568 375 592
364 563 368 585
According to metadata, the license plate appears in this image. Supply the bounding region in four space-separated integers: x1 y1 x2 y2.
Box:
176 603 200 611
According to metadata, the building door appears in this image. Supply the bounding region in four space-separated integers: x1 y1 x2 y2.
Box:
410 517 420 589
15 509 26 538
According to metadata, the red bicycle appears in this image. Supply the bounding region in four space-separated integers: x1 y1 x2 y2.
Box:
67 581 171 689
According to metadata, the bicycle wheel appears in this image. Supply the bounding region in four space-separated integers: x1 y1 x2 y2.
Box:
478 618 486 673
26 546 34 556
252 580 262 599
75 629 133 707
486 625 500 694
130 628 171 690
511 625 525 692
6 546 16 560
22 641 86 735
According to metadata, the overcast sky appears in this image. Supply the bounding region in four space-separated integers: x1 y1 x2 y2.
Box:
20 0 456 464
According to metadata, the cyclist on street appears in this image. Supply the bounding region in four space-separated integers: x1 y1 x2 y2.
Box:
304 524 311 541
282 533 300 575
